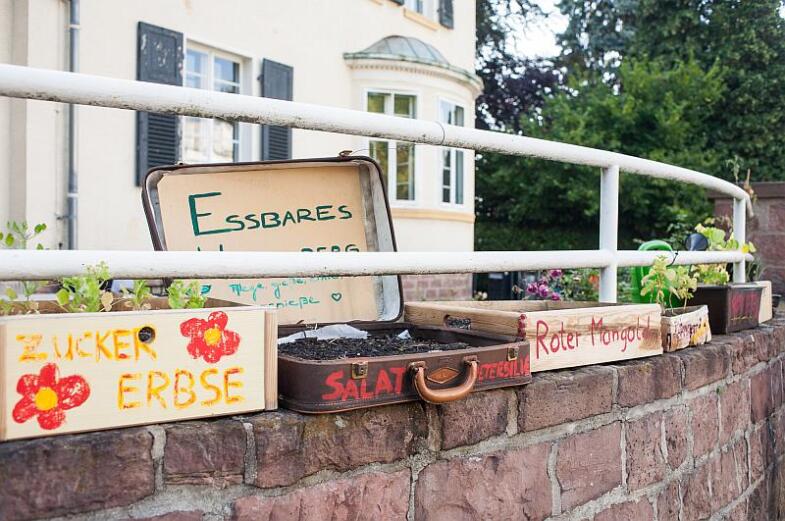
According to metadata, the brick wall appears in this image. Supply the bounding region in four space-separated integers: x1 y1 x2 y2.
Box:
402 273 473 301
2 316 785 520
713 182 785 294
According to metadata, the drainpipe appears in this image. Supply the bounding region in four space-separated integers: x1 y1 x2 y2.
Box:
66 0 79 249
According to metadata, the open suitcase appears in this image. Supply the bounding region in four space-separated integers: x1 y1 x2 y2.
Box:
142 155 531 412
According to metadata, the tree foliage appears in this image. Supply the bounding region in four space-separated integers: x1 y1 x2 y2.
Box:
476 59 721 250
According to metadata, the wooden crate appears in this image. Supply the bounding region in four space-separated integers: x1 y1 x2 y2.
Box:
661 305 711 352
756 281 773 324
0 299 276 441
405 301 662 372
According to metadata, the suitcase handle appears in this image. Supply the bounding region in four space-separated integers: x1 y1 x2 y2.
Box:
409 358 478 404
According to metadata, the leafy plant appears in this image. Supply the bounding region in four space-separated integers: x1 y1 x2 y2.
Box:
56 262 114 313
121 279 153 311
692 221 756 285
167 280 207 309
0 221 49 315
641 256 698 310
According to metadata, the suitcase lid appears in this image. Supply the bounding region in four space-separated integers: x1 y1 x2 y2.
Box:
142 155 402 326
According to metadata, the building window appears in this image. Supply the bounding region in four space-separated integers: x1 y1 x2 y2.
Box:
367 91 417 201
405 0 435 19
440 100 465 205
183 46 241 163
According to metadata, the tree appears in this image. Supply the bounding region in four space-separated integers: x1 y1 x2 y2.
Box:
476 58 723 251
556 0 785 180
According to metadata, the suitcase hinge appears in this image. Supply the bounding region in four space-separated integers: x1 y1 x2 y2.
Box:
351 361 369 379
507 346 519 361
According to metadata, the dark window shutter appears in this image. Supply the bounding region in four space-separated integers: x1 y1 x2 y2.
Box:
136 22 183 185
260 59 293 161
439 0 454 28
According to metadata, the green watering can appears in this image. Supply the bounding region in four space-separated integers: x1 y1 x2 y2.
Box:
630 240 676 304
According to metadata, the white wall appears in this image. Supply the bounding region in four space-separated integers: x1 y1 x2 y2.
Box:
3 0 477 253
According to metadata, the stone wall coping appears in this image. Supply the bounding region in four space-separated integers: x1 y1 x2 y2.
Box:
708 181 785 200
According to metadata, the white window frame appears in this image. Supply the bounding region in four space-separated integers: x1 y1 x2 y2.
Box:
182 42 250 163
364 88 420 205
438 98 467 207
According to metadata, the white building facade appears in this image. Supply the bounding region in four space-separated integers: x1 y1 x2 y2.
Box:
0 0 479 299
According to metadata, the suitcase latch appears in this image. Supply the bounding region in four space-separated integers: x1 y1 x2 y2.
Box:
507 346 519 361
351 361 369 379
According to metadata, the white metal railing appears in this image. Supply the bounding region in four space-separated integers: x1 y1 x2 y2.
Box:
0 65 753 302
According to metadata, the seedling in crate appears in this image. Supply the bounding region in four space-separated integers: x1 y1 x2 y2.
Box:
641 256 697 310
0 221 48 315
121 279 153 311
55 262 114 313
167 280 207 309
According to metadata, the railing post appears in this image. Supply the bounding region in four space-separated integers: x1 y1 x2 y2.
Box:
599 165 620 302
733 197 747 283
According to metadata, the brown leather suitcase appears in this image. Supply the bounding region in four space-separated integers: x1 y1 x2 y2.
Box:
142 155 531 413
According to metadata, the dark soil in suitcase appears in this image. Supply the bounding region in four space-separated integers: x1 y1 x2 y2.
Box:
279 335 470 360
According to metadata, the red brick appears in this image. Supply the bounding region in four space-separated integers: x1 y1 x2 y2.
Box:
595 498 655 521
0 429 154 521
518 366 613 432
415 442 552 520
711 439 748 511
727 335 759 376
719 379 751 445
679 347 729 391
439 389 509 449
615 355 682 407
756 232 785 263
626 413 666 490
770 202 785 230
751 368 775 423
752 329 778 364
164 420 246 487
664 407 689 469
656 481 680 521
233 470 409 521
747 479 771 521
128 513 204 521
251 405 426 488
681 462 712 521
749 424 774 483
690 393 719 458
556 422 622 510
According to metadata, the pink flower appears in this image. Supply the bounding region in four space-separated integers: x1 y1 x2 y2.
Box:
537 285 551 298
551 293 562 301
549 269 563 279
526 282 538 295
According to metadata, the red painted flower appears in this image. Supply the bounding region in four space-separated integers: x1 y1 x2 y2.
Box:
180 311 241 363
13 363 90 430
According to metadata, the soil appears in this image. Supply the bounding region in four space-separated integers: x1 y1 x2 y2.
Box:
279 334 470 361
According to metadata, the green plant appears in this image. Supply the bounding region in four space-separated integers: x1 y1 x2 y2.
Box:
641 256 698 310
56 262 114 313
692 221 756 285
167 280 207 309
0 221 49 315
122 279 153 311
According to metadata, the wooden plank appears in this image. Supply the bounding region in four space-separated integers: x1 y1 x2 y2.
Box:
405 301 662 372
0 305 272 440
154 163 380 325
264 311 278 410
757 281 773 323
661 305 711 352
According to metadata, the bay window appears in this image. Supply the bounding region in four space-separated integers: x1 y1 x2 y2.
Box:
440 100 465 205
183 46 242 163
367 91 417 201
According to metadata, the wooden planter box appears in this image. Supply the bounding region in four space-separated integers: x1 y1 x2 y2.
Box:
661 305 711 352
0 298 276 441
755 281 773 324
688 284 763 334
405 301 662 372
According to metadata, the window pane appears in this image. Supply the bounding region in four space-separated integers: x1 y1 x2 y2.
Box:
394 95 415 118
442 149 452 203
187 50 206 75
440 101 452 124
369 140 389 192
396 143 415 200
212 119 237 163
183 117 209 163
455 150 464 204
214 57 239 84
455 106 464 127
367 93 387 114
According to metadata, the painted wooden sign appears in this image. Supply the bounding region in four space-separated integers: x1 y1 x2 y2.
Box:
0 303 276 440
150 162 383 325
404 301 662 372
661 305 711 352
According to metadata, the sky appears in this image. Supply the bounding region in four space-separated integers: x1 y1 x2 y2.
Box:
512 0 568 59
